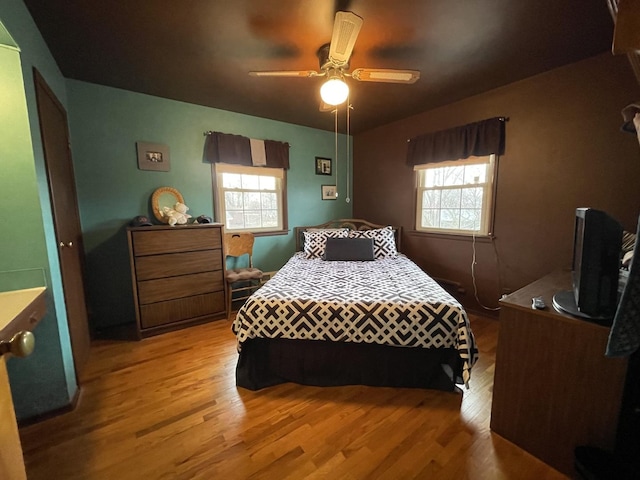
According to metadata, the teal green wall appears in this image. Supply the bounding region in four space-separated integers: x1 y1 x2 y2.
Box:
0 46 47 279
66 80 353 331
0 1 77 421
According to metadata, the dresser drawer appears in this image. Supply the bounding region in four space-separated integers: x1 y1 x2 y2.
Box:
139 292 225 329
135 250 222 281
132 228 222 256
137 271 224 305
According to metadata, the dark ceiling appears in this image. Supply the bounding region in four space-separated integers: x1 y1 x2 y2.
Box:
23 0 614 134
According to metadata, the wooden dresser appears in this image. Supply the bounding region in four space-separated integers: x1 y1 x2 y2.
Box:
490 270 628 476
127 223 226 338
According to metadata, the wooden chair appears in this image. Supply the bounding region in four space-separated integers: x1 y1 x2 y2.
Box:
224 232 263 319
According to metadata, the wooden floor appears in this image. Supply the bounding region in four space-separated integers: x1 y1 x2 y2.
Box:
19 314 567 479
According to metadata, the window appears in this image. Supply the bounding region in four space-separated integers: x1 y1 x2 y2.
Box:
214 163 287 233
415 154 496 236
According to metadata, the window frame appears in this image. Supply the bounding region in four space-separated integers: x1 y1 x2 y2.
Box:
213 163 288 236
414 154 497 237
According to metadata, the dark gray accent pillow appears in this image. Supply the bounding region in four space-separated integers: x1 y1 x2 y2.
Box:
323 238 375 261
348 226 398 258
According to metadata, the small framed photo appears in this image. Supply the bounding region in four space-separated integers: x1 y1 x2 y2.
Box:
137 142 170 172
322 185 337 200
315 156 332 175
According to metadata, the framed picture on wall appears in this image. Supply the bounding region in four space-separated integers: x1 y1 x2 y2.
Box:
321 185 337 200
137 142 170 172
315 156 332 175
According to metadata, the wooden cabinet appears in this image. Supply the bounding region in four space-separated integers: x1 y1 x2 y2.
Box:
490 271 628 476
0 287 47 480
127 224 226 338
607 0 640 85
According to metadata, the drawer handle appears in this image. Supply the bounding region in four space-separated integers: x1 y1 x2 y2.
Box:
0 331 35 358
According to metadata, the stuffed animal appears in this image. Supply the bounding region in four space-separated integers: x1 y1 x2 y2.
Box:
161 202 192 226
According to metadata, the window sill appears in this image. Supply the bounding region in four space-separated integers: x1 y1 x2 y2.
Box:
246 229 290 238
408 230 495 243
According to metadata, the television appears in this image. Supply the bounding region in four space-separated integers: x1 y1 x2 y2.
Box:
553 208 623 321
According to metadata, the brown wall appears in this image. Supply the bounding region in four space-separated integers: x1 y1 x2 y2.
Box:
353 53 640 315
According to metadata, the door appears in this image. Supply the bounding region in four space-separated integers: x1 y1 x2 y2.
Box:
33 69 91 381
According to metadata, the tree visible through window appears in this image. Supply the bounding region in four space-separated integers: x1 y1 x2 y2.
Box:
415 155 496 236
214 163 286 233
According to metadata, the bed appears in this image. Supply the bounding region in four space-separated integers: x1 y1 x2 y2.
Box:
232 219 478 392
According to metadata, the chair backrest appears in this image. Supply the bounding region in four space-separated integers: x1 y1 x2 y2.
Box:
224 232 255 267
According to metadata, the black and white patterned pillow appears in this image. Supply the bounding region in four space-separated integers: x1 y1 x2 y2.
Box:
348 226 397 258
303 229 348 258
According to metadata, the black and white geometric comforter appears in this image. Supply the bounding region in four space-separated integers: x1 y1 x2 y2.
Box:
233 252 479 385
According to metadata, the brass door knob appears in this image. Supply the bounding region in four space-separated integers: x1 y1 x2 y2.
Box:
0 331 35 358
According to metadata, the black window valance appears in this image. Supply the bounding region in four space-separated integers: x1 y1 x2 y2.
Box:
407 117 506 166
204 131 290 169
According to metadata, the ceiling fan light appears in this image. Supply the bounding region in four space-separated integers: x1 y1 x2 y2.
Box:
320 78 349 106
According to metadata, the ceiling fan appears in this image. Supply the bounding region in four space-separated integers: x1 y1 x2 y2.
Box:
249 11 420 109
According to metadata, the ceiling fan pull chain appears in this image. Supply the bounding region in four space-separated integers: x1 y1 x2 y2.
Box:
345 97 351 203
334 106 339 199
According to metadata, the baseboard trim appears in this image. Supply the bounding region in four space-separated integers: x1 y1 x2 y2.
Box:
18 385 82 428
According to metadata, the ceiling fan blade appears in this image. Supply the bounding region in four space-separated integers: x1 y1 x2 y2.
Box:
351 68 420 84
328 11 363 66
249 70 321 78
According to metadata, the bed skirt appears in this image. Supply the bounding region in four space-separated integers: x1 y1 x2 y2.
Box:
235 338 464 392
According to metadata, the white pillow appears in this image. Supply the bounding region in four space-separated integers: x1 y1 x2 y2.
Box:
303 229 348 258
348 226 397 258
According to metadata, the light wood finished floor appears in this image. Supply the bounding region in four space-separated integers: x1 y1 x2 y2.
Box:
19 315 568 479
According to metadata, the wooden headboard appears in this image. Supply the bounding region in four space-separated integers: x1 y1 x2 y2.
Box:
294 218 402 252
